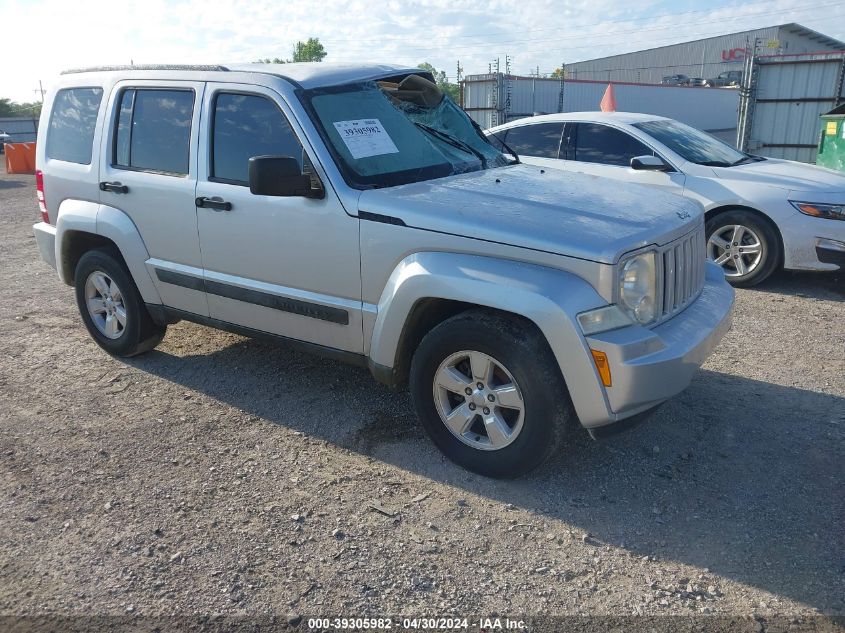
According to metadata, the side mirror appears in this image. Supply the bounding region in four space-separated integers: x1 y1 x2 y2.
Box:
630 155 669 171
248 155 321 198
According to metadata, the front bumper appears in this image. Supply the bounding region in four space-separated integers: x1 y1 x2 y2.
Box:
584 261 734 429
33 221 57 271
780 210 845 271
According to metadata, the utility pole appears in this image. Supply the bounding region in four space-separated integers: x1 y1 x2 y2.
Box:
34 80 45 102
558 62 565 113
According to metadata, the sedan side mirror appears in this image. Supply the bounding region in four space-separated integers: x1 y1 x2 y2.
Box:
631 155 669 171
248 155 322 198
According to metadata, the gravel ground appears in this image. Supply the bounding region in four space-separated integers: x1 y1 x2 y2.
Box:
0 171 843 628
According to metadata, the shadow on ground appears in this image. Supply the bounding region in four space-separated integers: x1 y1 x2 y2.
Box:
752 269 843 301
126 314 845 614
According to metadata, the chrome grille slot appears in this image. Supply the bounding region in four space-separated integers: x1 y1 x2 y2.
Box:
658 226 705 321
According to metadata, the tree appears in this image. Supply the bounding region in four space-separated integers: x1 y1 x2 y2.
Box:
550 67 565 79
258 37 327 64
292 37 327 63
0 98 41 118
417 62 460 102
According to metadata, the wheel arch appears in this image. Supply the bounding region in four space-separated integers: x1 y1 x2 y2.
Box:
366 252 615 427
55 199 161 304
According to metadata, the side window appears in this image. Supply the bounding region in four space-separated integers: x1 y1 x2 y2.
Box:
502 123 564 158
212 93 303 184
573 123 653 167
113 88 194 175
45 87 103 164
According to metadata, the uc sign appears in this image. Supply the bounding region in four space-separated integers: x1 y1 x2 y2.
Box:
722 48 747 62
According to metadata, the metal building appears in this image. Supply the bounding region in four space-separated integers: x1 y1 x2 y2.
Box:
564 24 844 85
462 74 739 140
737 51 845 162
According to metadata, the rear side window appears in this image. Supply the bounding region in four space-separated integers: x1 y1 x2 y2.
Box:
46 87 103 164
501 123 563 158
211 93 303 184
572 123 653 166
114 88 194 175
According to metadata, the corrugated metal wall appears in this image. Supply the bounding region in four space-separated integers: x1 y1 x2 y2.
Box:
0 117 38 143
462 75 739 133
564 25 841 85
741 52 845 162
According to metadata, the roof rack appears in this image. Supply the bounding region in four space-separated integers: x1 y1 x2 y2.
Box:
61 64 229 75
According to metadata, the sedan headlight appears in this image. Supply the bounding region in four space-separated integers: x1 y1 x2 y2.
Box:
790 201 845 221
618 251 657 324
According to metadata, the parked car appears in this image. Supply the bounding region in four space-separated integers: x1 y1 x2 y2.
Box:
487 112 845 286
661 74 690 86
688 77 707 87
33 64 733 477
706 71 743 87
0 129 10 152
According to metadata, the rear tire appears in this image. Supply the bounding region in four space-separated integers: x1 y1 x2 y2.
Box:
705 209 780 287
74 248 166 357
409 310 573 478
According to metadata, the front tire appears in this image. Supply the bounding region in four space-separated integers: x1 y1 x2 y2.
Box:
74 248 166 357
706 210 780 287
409 310 573 478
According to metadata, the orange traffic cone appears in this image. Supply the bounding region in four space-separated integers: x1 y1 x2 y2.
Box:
600 83 617 112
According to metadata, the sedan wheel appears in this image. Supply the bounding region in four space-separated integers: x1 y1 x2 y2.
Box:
707 224 763 278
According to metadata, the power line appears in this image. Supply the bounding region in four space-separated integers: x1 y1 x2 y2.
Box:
322 1 842 55
316 0 790 45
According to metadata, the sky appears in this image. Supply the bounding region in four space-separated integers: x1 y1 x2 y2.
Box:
1 0 844 103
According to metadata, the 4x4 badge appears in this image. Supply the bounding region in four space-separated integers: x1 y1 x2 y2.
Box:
676 209 691 219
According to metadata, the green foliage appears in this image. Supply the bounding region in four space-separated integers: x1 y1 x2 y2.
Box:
417 63 460 102
292 38 327 63
257 37 327 64
0 97 41 118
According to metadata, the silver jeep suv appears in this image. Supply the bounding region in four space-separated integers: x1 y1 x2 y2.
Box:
32 63 734 477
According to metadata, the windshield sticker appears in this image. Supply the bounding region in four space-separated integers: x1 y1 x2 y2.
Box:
332 119 399 160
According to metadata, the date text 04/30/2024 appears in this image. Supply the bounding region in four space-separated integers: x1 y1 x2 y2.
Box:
306 617 527 630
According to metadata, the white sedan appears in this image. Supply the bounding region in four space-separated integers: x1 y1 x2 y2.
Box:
487 112 845 286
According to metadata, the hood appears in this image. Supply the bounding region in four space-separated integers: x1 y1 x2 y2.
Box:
711 157 845 193
358 164 701 264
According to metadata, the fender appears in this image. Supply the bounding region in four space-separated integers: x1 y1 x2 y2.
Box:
368 252 615 427
54 199 161 304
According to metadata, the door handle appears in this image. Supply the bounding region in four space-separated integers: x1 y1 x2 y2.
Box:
99 181 129 194
195 196 232 211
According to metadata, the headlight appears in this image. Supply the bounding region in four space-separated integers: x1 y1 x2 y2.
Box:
790 201 845 221
618 251 657 324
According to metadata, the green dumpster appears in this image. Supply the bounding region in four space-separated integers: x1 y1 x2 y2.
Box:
817 103 845 171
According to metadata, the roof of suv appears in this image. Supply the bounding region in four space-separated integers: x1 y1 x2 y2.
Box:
61 62 424 90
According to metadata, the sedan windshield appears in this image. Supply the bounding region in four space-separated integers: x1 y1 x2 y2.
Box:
633 119 759 167
302 75 509 188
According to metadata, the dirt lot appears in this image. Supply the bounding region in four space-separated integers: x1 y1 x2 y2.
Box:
0 170 843 627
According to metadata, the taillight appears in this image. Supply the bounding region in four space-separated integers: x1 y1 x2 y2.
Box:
35 169 50 224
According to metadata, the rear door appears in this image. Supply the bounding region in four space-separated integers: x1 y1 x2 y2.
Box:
99 80 208 316
194 82 363 354
560 122 686 194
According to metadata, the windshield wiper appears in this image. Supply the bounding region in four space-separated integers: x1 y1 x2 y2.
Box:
698 160 732 167
469 118 520 164
414 122 488 169
729 155 762 166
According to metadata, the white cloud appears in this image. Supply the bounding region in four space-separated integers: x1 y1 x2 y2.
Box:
1 0 842 102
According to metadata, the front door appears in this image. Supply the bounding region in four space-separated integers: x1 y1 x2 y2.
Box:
560 122 686 194
195 83 363 354
99 80 209 315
